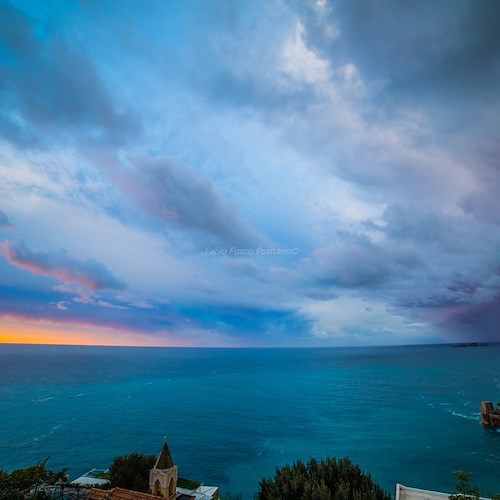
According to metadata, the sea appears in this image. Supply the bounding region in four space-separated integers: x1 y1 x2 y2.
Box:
0 344 499 498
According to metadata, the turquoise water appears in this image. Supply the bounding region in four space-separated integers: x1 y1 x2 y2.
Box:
0 344 499 497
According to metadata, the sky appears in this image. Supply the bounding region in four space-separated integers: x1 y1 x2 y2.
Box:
0 0 499 347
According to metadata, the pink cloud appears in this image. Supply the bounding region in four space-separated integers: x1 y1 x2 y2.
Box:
1 240 126 290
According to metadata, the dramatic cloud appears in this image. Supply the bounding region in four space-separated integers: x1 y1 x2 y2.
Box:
439 296 500 343
0 3 139 148
323 1 500 107
1 241 126 290
0 1 499 346
310 241 421 289
110 156 264 247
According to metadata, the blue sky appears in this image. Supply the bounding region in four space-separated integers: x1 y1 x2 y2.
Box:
0 0 499 346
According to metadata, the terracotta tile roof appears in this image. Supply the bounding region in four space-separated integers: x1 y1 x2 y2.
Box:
87 489 108 500
87 489 107 500
154 441 174 469
87 487 160 500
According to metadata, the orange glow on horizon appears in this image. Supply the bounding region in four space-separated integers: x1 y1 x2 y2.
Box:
0 316 188 347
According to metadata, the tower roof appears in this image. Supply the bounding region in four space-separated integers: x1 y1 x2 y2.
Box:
154 441 174 469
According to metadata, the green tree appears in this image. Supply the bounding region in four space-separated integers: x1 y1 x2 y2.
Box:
449 471 480 500
177 477 201 490
257 456 390 500
0 459 67 499
449 471 500 500
108 452 156 493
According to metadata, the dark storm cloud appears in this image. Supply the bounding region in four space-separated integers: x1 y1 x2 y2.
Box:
0 3 139 147
111 156 264 247
462 192 500 225
460 141 500 224
310 237 421 289
440 296 500 342
381 204 467 249
320 0 500 110
298 193 500 341
1 240 126 290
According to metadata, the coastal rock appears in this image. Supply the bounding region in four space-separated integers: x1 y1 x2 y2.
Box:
481 401 500 427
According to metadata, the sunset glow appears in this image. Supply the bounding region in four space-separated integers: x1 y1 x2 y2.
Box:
0 317 183 347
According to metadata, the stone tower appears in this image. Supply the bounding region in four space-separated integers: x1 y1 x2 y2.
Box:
149 441 178 499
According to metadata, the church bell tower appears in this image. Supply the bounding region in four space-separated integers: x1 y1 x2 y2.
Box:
149 441 178 499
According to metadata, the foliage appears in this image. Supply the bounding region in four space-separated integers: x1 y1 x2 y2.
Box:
177 477 201 489
257 456 390 500
449 471 481 500
0 459 67 499
108 452 156 493
449 471 500 500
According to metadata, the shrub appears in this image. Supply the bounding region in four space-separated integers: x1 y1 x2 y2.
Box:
449 471 500 500
108 453 156 493
257 456 390 500
177 477 201 489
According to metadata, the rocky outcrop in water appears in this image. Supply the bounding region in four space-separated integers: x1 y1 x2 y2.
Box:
481 401 500 427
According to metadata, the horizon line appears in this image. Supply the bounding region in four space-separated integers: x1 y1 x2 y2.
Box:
1 340 496 349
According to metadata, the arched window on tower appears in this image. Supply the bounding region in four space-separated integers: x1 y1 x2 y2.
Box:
153 479 161 496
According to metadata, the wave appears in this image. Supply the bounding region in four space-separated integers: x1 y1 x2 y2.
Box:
447 410 480 421
33 423 63 442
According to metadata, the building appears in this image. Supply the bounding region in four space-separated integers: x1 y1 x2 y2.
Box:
71 468 109 487
88 487 161 500
395 483 490 500
176 485 220 500
149 441 178 499
88 441 218 500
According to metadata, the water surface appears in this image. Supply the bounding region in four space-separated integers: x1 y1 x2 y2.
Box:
0 344 499 497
